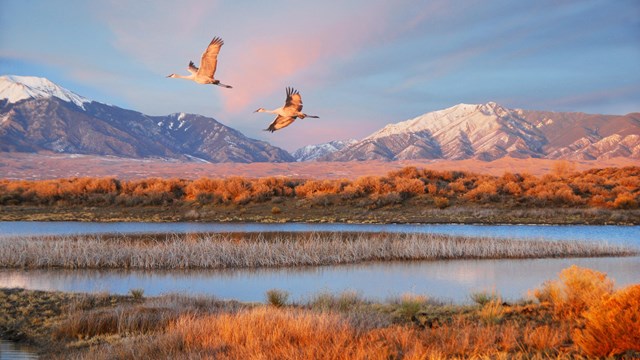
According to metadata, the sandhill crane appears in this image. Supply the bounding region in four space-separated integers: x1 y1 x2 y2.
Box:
254 87 319 132
167 36 232 88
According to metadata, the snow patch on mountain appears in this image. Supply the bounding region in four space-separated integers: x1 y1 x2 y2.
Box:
293 139 358 161
0 75 90 109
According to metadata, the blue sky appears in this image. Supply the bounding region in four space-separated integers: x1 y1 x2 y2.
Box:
1 0 639 151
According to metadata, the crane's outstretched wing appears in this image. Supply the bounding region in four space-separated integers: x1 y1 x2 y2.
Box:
198 37 224 80
284 87 303 112
187 61 199 74
266 115 296 132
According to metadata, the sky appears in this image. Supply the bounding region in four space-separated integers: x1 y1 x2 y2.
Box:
1 0 639 152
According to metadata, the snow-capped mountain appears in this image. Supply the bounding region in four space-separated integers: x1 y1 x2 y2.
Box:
0 75 90 109
0 75 293 163
293 139 357 162
323 102 640 161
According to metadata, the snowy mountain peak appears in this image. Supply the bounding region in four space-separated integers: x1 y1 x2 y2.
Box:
0 75 90 109
365 102 511 140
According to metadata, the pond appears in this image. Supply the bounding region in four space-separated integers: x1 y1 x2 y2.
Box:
0 222 638 304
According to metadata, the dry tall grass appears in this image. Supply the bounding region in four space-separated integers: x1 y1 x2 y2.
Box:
73 307 581 360
0 232 634 269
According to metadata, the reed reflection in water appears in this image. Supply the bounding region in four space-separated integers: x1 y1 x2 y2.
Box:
2 256 639 303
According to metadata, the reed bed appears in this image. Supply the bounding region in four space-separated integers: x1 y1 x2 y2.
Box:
0 232 635 269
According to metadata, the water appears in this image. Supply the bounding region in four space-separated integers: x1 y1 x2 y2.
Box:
0 221 638 304
1 221 638 246
0 340 37 360
2 257 638 303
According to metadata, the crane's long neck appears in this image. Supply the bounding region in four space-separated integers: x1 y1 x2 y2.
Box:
170 74 194 80
259 108 280 114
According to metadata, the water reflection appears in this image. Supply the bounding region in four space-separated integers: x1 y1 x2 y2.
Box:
2 257 639 303
0 340 37 360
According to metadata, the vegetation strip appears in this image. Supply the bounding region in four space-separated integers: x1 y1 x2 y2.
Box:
1 266 639 358
1 232 635 269
1 166 638 225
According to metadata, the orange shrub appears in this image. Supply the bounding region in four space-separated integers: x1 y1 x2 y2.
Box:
533 265 614 320
426 183 438 194
388 166 421 179
501 181 522 196
220 177 252 204
572 284 640 357
613 192 638 209
295 179 345 198
393 177 424 198
588 194 609 207
184 178 221 200
464 181 499 202
447 179 467 193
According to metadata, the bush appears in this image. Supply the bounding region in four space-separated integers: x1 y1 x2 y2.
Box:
573 284 640 357
130 288 145 300
470 291 499 306
266 289 289 307
613 192 638 209
533 265 614 320
390 293 429 321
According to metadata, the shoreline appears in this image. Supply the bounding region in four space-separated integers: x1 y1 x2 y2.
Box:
2 268 639 359
1 205 639 225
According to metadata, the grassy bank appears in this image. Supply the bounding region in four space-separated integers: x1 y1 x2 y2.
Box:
2 203 639 224
1 266 639 359
1 232 636 269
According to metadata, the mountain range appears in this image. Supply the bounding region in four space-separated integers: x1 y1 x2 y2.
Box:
0 75 292 163
322 102 640 161
1 75 638 163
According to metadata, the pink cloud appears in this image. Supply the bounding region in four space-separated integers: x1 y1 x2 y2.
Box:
217 2 421 114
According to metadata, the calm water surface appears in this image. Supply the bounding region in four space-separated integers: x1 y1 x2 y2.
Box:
2 257 639 303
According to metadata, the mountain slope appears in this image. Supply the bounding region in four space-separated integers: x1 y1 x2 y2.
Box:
292 139 357 162
324 102 640 161
0 75 293 163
